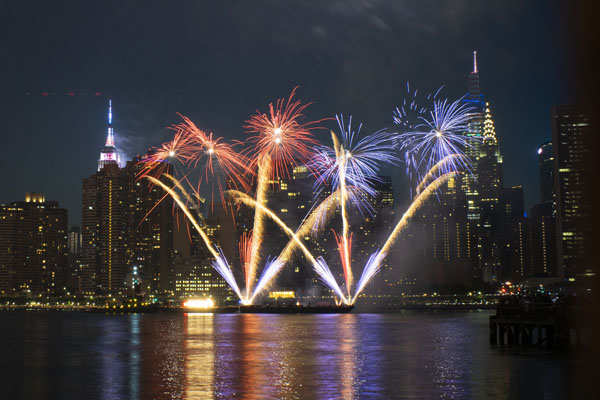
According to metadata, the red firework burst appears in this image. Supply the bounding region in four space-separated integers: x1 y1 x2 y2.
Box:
243 87 329 178
137 128 193 179
174 115 252 208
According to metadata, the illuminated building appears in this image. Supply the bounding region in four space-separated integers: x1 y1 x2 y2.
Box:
527 202 556 277
81 162 129 294
173 214 233 304
538 141 555 203
551 105 592 277
499 186 527 280
124 157 174 294
98 99 122 171
266 165 320 293
68 226 82 255
526 141 558 278
0 194 68 294
82 102 176 295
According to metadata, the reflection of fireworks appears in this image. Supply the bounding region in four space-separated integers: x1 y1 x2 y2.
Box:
243 87 327 178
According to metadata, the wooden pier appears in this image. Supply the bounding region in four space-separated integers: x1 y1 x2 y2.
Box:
489 300 576 348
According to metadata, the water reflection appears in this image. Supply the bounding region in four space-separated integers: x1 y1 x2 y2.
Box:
0 311 571 400
184 313 214 399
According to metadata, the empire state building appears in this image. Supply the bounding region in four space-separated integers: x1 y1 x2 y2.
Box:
98 99 121 171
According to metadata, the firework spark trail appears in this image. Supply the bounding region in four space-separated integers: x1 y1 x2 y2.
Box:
145 176 218 259
146 175 253 302
163 173 197 205
346 172 457 305
246 189 342 301
336 137 353 296
380 172 457 256
278 188 340 264
313 257 348 304
239 231 252 297
212 250 244 300
311 120 397 297
414 153 464 194
246 156 271 296
250 258 284 304
227 190 317 264
351 250 386 304
228 189 320 301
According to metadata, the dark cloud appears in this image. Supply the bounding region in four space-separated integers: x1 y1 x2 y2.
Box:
1 1 568 225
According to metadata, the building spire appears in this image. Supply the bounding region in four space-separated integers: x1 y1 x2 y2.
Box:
105 99 114 147
473 50 478 74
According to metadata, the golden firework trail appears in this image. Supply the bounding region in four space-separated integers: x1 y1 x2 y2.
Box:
348 172 457 304
331 130 353 298
246 156 271 296
226 190 318 266
146 175 244 300
381 172 457 255
277 188 340 264
145 176 218 259
414 154 463 195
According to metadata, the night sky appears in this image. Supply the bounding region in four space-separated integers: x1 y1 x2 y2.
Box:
2 1 570 226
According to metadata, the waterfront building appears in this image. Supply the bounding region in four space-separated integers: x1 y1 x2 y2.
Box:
0 193 68 294
551 105 592 278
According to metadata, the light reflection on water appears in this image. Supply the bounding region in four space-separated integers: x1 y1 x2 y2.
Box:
1 311 570 399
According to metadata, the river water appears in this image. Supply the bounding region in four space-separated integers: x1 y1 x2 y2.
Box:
1 311 570 399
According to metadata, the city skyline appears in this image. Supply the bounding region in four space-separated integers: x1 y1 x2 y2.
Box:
1 2 570 226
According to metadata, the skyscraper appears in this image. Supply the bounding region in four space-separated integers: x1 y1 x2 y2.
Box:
81 162 130 294
82 102 175 295
538 141 555 204
551 105 592 278
98 99 122 171
499 186 527 281
527 201 556 277
0 193 68 294
526 141 558 278
477 101 504 282
68 226 82 255
124 158 174 294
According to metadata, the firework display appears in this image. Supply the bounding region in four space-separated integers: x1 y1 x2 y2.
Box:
142 87 476 306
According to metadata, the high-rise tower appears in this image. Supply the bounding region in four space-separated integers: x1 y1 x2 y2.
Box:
463 51 506 283
98 100 121 171
552 105 592 278
538 141 554 204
